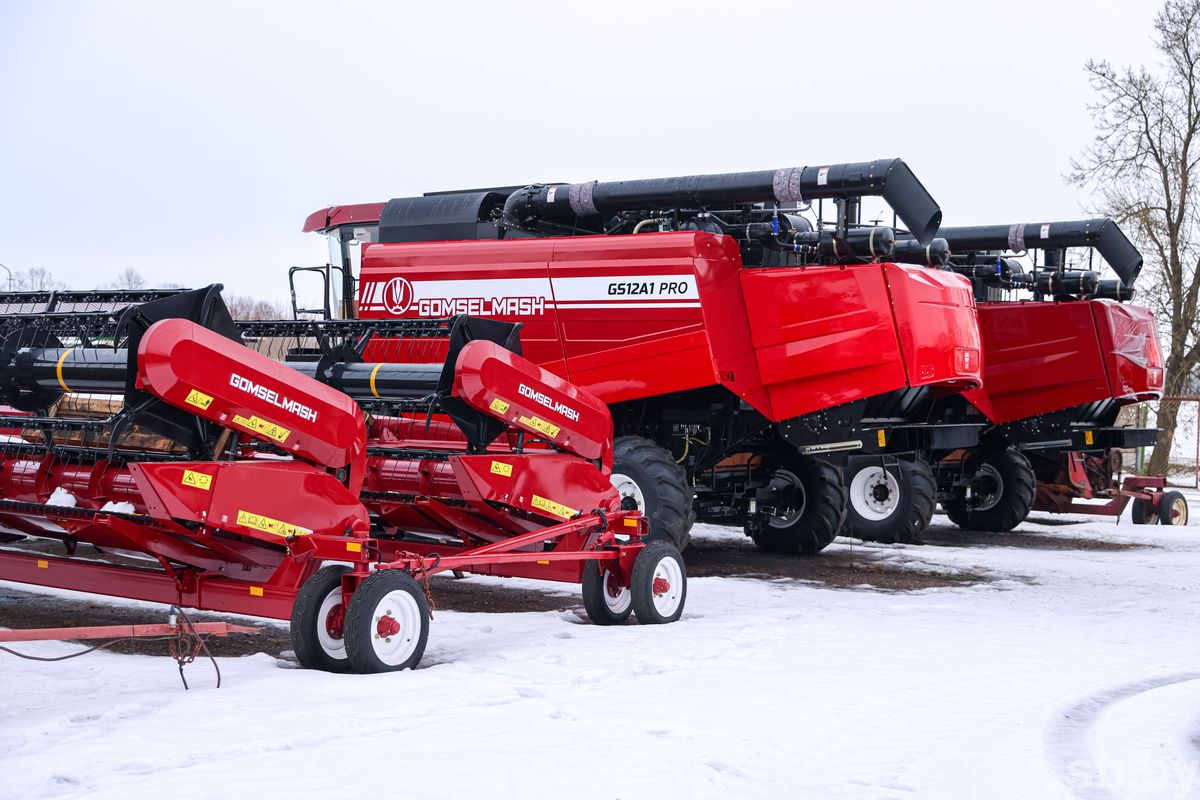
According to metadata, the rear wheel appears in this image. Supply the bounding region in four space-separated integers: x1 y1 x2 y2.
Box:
844 457 936 544
943 447 1035 532
290 565 352 672
611 436 694 551
344 570 430 673
747 457 846 556
1158 490 1189 526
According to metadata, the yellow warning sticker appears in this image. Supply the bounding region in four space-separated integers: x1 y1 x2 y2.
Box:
518 415 561 439
489 397 511 414
249 586 264 597
531 494 576 520
185 389 214 411
232 414 291 444
236 509 312 538
37 559 48 569
877 429 887 448
181 469 213 490
1085 430 1095 446
346 541 363 553
490 460 514 477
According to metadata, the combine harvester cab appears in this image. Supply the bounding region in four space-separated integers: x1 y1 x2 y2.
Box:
0 288 684 673
304 159 984 553
898 219 1183 529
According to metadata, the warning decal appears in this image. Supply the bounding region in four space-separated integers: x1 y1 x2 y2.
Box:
518 415 561 439
531 494 576 520
232 414 291 444
236 510 312 537
490 461 514 477
181 469 213 490
185 389 214 411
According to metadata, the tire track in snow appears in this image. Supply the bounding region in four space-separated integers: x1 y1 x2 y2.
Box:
1043 671 1200 799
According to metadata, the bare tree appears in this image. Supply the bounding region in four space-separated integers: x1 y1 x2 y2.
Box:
1071 0 1200 474
110 268 148 289
11 267 67 291
224 294 287 320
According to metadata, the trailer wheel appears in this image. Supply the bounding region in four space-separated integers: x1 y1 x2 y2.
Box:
1130 497 1152 524
581 562 633 625
1158 490 1189 525
943 447 1035 532
630 540 687 624
844 458 935 544
747 457 846 556
611 436 694 551
344 570 430 673
290 565 353 672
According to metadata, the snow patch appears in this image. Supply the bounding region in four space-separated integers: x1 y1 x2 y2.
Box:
45 487 77 508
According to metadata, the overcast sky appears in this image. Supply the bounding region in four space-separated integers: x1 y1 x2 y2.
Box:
0 0 1166 302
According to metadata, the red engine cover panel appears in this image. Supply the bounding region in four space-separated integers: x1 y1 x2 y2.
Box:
135 319 367 489
965 301 1112 424
1091 300 1164 402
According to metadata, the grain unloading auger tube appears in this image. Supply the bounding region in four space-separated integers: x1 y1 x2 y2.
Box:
0 286 687 673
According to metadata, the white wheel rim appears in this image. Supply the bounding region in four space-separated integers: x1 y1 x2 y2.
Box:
971 464 1004 511
610 472 645 510
1172 497 1188 525
849 466 901 521
650 556 684 617
369 589 423 667
315 587 347 661
601 569 632 614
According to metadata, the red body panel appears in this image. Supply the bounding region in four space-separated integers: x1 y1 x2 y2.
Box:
964 300 1163 424
358 231 982 421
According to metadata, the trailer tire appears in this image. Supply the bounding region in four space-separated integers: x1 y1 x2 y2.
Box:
611 436 694 551
344 570 430 673
1130 498 1152 524
748 457 846 556
581 561 633 625
943 447 1035 532
290 565 353 673
844 458 935 544
1158 490 1189 525
630 540 687 624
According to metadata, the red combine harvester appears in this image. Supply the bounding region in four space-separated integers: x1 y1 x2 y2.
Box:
0 288 686 672
302 159 984 551
901 220 1187 529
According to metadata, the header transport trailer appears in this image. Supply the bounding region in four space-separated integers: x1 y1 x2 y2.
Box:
302 159 984 552
0 288 686 672
898 219 1184 529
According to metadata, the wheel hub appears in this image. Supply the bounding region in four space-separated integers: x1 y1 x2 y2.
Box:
652 576 671 595
376 614 401 639
849 466 901 521
324 604 345 639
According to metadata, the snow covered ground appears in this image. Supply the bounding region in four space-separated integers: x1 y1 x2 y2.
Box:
4 499 1200 799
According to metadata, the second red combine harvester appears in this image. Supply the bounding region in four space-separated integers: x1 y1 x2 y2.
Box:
0 288 686 673
302 159 984 552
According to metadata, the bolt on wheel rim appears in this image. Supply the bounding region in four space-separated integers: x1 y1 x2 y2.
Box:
650 556 683 616
370 588 422 666
316 589 347 659
850 466 900 521
610 473 645 510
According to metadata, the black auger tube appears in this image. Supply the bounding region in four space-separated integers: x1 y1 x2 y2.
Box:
502 159 943 244
287 361 444 400
12 348 128 394
901 219 1142 288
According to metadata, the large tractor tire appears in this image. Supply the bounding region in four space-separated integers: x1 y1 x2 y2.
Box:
943 447 1036 532
747 456 846 556
610 436 694 551
844 457 936 544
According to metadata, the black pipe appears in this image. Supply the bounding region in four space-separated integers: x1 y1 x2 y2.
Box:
901 219 1142 288
893 237 951 267
502 159 942 244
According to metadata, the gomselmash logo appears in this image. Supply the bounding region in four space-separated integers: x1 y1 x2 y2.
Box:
518 383 580 421
372 276 546 316
229 373 318 422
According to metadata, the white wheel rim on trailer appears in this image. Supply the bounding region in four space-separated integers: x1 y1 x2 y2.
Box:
650 555 684 616
316 588 347 661
369 588 423 667
849 466 901 521
601 570 632 614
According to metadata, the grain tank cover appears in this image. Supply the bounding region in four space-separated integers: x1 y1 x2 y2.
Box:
379 191 507 243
